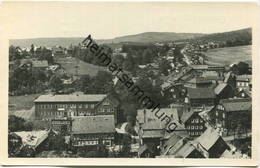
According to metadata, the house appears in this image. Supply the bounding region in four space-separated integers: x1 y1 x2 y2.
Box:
180 110 207 137
236 75 252 91
186 87 216 107
214 83 234 100
32 60 48 71
51 118 72 135
161 83 186 103
10 130 51 157
196 127 230 158
52 46 65 58
34 94 118 121
160 133 205 158
202 71 224 83
184 77 213 88
71 115 115 148
215 98 252 136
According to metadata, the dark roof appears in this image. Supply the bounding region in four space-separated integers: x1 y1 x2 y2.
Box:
187 88 216 99
220 98 251 112
214 83 228 95
174 142 199 158
71 115 115 134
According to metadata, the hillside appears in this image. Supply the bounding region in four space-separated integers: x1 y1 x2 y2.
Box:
9 32 204 48
192 28 252 44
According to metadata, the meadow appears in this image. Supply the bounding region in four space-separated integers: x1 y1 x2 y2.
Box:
204 45 252 66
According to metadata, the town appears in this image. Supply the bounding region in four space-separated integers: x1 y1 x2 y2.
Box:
8 28 252 158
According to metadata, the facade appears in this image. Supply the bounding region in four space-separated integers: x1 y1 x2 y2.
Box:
34 94 118 121
180 111 207 137
215 98 252 136
236 75 252 91
71 115 115 147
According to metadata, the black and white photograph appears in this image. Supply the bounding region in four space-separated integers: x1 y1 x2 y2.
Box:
0 1 259 166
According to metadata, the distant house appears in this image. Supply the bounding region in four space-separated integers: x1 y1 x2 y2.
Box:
196 127 230 158
186 88 216 107
32 60 48 72
52 46 65 58
34 94 119 121
180 110 207 137
71 115 115 148
215 98 252 135
236 75 252 91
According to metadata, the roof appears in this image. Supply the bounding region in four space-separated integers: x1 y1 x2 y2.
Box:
32 60 48 68
191 65 208 70
187 77 211 84
196 127 222 151
214 83 228 95
34 94 107 103
162 133 183 154
187 88 216 99
14 130 50 148
142 129 165 138
174 142 198 158
220 98 251 112
180 111 196 124
71 115 115 134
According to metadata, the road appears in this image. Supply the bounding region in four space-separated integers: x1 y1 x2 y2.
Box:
180 47 191 65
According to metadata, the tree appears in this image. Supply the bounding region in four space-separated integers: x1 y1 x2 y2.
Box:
158 59 172 76
49 75 63 92
8 115 33 132
30 44 35 56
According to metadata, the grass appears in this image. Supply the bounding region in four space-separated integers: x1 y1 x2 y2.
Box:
9 94 40 112
203 45 251 66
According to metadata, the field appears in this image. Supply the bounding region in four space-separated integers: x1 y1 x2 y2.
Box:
204 45 252 66
9 94 40 112
57 57 107 77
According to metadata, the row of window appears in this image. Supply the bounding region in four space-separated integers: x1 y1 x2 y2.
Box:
75 140 111 146
190 118 204 123
237 82 249 87
187 125 204 130
37 103 95 109
189 131 203 136
39 111 67 117
98 108 114 113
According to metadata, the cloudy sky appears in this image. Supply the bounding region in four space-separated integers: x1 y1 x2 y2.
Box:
0 2 257 39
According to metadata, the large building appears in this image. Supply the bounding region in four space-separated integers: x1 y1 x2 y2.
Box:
186 88 216 107
34 94 119 121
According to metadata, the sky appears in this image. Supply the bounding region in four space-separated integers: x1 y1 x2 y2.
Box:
0 2 257 39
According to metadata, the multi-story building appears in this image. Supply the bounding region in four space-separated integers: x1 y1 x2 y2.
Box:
180 110 207 137
236 75 252 91
215 98 252 136
34 94 119 122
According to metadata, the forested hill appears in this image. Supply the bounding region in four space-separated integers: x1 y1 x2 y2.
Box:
191 28 252 46
10 28 251 48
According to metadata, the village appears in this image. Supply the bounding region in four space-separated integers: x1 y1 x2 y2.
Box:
8 34 252 158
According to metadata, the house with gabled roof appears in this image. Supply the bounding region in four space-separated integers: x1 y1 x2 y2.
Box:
71 115 115 148
195 127 230 158
215 98 252 136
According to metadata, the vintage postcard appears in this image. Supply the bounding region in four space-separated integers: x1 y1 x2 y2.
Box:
0 1 259 166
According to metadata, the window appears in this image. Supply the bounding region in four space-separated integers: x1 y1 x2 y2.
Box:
78 104 82 108
91 104 95 109
223 113 225 118
216 111 218 116
85 104 89 108
111 108 114 112
191 126 194 129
